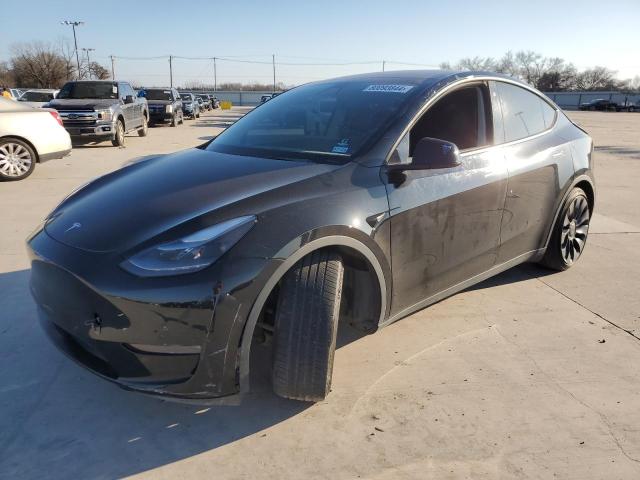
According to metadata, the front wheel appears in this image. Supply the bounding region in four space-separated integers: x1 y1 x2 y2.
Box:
0 138 36 181
137 116 148 137
111 120 125 147
540 188 591 271
272 250 344 401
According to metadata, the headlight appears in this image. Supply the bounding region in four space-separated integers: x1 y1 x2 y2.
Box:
96 109 112 121
165 105 173 113
120 216 256 277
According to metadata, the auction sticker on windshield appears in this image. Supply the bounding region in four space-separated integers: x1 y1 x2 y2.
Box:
363 85 414 93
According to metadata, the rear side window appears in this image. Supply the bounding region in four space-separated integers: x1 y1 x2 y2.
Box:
496 82 556 142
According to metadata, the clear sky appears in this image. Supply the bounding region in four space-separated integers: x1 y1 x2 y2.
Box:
2 0 639 87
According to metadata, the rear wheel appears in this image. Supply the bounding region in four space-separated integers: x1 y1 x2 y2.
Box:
0 138 36 181
111 119 125 147
272 250 344 401
540 188 591 271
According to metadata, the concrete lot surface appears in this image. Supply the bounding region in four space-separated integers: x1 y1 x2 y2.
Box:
1 109 640 479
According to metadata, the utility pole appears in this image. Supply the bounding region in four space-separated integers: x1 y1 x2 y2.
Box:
214 57 218 92
61 21 84 79
382 60 386 72
82 48 95 79
110 55 115 80
169 55 173 88
272 54 276 93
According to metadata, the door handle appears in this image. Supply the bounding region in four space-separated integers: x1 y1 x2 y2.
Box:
507 189 520 199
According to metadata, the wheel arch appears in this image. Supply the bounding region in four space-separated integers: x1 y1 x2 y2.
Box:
238 234 389 394
0 135 40 163
543 174 595 249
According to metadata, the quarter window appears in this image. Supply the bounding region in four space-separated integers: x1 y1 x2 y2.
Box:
496 82 556 142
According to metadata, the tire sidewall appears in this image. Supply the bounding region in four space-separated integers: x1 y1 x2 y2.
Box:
0 138 36 181
544 188 590 270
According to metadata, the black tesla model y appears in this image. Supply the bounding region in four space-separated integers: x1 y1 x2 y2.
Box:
28 70 594 401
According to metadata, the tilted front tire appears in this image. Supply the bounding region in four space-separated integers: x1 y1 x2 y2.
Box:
111 120 125 147
272 250 344 401
540 187 591 271
137 116 148 137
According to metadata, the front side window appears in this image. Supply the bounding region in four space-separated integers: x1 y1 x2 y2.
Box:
207 79 421 163
496 82 556 142
407 84 492 155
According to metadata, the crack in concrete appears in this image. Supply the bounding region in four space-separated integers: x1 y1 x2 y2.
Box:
537 278 640 342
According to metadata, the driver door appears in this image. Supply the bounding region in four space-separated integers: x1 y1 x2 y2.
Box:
384 83 508 318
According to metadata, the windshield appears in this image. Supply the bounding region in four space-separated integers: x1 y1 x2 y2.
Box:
20 91 55 102
207 79 420 162
144 89 172 101
57 82 117 99
180 94 192 101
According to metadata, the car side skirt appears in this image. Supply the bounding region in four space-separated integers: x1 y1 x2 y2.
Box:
381 248 545 328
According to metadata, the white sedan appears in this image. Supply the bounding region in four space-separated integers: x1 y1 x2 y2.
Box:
0 97 71 181
18 89 59 108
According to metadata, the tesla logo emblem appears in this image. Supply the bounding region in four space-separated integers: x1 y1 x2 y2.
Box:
65 222 82 233
68 114 79 119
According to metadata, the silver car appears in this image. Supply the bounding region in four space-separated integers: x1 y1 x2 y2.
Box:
18 89 59 108
0 97 72 181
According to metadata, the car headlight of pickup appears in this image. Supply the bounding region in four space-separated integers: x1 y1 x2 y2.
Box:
96 109 112 122
120 216 256 277
165 105 173 113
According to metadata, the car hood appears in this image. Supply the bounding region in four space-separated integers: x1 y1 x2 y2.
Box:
48 98 119 110
45 148 343 253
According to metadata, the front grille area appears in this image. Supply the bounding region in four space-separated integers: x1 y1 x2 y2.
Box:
59 110 99 127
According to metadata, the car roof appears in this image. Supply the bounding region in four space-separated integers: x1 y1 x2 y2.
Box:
314 69 523 90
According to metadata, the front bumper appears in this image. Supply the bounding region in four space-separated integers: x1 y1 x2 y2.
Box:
27 227 269 399
64 122 114 138
148 107 173 122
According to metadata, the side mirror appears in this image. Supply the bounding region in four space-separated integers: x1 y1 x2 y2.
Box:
406 137 461 170
124 95 134 104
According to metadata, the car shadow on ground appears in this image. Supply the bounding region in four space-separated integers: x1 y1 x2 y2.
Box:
0 268 365 479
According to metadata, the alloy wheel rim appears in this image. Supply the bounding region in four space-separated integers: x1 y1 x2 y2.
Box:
561 195 590 264
0 142 32 177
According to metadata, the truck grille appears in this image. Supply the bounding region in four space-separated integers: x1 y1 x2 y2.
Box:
59 110 99 126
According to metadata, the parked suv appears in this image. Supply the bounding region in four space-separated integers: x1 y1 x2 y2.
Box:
180 92 200 119
141 88 184 127
196 94 212 111
49 81 148 147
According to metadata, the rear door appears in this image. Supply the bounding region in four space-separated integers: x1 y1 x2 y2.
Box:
493 81 571 262
385 82 508 318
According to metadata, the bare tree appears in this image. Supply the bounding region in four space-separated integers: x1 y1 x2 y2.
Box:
575 66 619 90
10 41 71 88
87 62 110 80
